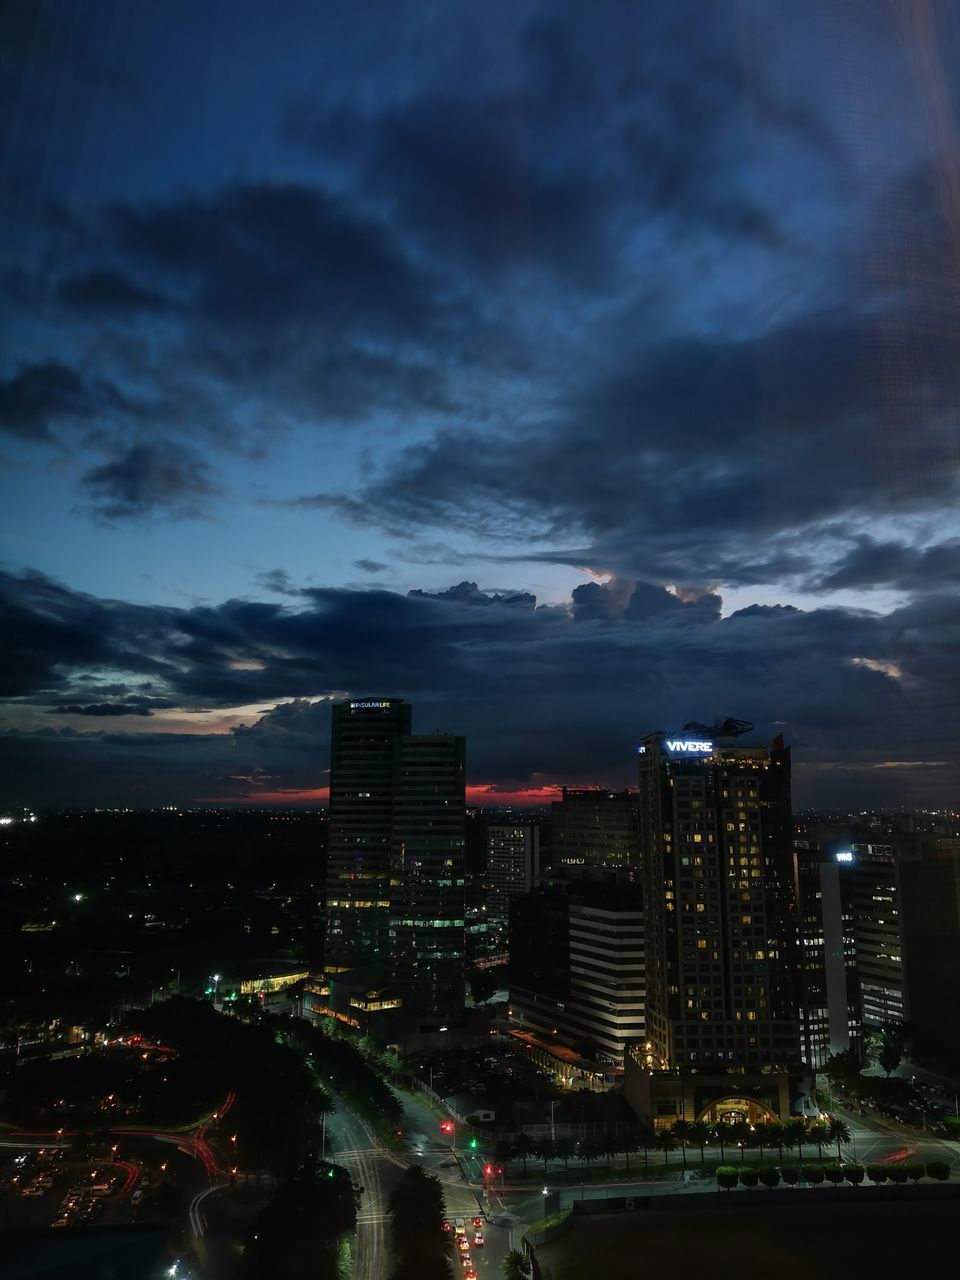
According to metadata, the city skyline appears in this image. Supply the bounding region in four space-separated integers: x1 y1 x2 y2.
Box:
3 1 960 810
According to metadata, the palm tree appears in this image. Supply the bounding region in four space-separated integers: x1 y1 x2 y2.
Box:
655 1130 676 1166
597 1134 619 1171
807 1121 830 1158
579 1136 602 1171
493 1136 513 1172
502 1248 531 1280
512 1133 534 1176
785 1118 807 1160
554 1136 576 1173
826 1117 851 1162
534 1137 556 1178
673 1119 691 1166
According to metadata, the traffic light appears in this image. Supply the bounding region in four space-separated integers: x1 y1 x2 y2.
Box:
485 1164 493 1176
468 1137 478 1150
327 1168 335 1178
440 1121 454 1134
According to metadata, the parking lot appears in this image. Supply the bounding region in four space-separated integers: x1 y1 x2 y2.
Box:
1 1145 142 1233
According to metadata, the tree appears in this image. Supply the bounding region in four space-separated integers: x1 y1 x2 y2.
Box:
826 1117 851 1162
512 1134 534 1176
579 1136 602 1170
739 1168 758 1189
785 1118 807 1159
493 1136 513 1172
878 1040 902 1077
824 1048 863 1096
824 1164 845 1186
865 1164 888 1184
673 1119 691 1166
240 1161 358 1280
620 1131 640 1171
802 1164 824 1185
926 1161 949 1182
502 1249 531 1280
759 1169 780 1189
902 1163 924 1184
554 1136 576 1173
807 1121 830 1158
597 1133 619 1171
687 1120 711 1163
637 1122 655 1168
655 1130 676 1165
886 1165 908 1185
387 1164 451 1280
710 1122 727 1162
534 1137 556 1178
716 1166 738 1191
730 1120 752 1162
781 1166 800 1186
844 1165 864 1185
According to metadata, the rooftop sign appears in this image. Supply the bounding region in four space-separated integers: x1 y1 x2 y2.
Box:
665 739 713 754
349 700 391 709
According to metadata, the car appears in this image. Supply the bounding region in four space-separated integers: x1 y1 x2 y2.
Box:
454 1218 465 1234
131 1188 144 1205
51 1217 71 1228
459 1255 472 1271
442 1220 452 1232
22 1185 45 1197
473 1231 484 1247
472 1216 482 1227
458 1237 470 1252
464 1271 478 1280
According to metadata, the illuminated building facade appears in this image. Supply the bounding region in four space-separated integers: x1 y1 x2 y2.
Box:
486 823 541 926
637 730 800 1071
325 699 411 973
389 733 467 1022
551 788 640 872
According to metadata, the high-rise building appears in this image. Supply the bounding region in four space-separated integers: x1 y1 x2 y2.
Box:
551 788 640 872
898 837 960 1063
508 874 645 1066
486 823 541 927
325 698 411 974
792 843 860 1068
324 698 467 1026
390 734 467 1022
848 843 904 1030
637 728 799 1071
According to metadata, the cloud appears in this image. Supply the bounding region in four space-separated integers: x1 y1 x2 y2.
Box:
1 567 958 808
81 443 221 522
52 702 155 717
0 360 110 443
58 269 177 314
353 559 388 574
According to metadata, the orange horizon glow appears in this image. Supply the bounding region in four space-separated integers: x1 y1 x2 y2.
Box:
199 782 566 807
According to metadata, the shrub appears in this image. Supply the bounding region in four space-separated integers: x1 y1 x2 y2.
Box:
865 1165 888 1184
781 1167 800 1186
886 1165 908 1184
716 1166 738 1191
739 1169 758 1189
902 1163 924 1184
844 1166 864 1185
759 1169 781 1189
802 1164 824 1185
824 1165 844 1185
926 1161 949 1182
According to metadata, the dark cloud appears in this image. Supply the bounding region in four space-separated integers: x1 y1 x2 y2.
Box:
1 567 958 807
408 581 536 609
0 360 111 443
52 702 154 717
81 443 221 522
810 537 960 594
353 559 388 574
58 269 177 314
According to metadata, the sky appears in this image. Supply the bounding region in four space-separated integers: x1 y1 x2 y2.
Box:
1 0 959 809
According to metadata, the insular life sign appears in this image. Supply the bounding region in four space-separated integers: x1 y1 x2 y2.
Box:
665 738 713 754
349 700 391 710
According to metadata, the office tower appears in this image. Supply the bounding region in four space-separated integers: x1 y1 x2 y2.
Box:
486 823 541 927
551 788 640 873
848 843 904 1030
637 728 799 1071
390 734 467 1022
842 836 960 1063
509 874 645 1067
325 699 411 974
898 837 960 1062
792 844 860 1068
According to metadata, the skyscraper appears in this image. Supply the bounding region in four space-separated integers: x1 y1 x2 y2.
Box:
486 823 541 927
324 698 467 1027
551 788 640 873
325 698 411 974
637 728 799 1071
390 733 467 1022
